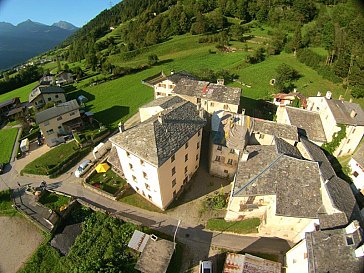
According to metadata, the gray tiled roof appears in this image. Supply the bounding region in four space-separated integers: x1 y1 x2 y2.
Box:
141 71 195 87
275 137 302 158
0 97 19 109
35 99 79 124
285 107 326 142
140 96 184 109
29 85 65 102
326 98 364 126
173 78 241 105
233 143 322 218
110 98 206 167
353 143 364 167
253 118 298 141
306 227 364 273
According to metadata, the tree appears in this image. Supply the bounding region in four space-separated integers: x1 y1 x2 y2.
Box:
64 63 69 72
147 54 159 66
268 30 287 55
275 63 300 93
56 57 62 72
86 52 98 71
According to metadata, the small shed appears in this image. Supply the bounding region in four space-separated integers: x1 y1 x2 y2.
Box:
20 138 30 152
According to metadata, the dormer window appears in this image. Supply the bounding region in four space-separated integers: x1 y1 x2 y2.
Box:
346 236 354 246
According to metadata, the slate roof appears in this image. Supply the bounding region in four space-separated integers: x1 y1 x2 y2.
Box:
325 98 364 126
285 106 326 143
253 118 298 141
7 106 25 116
353 144 364 167
50 223 82 255
233 141 323 218
300 137 363 229
306 226 364 273
173 78 241 105
141 71 195 87
29 85 65 102
35 99 79 124
0 97 20 109
110 98 206 167
140 96 184 109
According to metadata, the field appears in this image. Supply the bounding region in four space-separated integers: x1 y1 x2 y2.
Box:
0 189 17 216
0 128 19 164
206 218 260 234
0 81 38 103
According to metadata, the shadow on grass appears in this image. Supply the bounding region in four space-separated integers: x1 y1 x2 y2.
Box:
94 105 130 127
239 96 277 120
66 89 96 103
157 59 174 65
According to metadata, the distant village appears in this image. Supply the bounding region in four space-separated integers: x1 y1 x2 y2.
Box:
1 69 364 273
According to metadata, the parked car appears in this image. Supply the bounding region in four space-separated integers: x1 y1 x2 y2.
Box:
200 260 212 273
75 159 92 178
0 163 4 174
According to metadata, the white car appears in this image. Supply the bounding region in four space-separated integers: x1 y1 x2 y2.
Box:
75 159 92 178
200 260 212 273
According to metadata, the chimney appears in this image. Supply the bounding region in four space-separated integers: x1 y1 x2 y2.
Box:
241 150 250 162
158 113 164 124
217 79 224 86
345 221 360 234
355 245 364 258
235 114 244 126
196 102 201 111
350 110 357 118
118 122 125 133
199 107 204 119
293 88 297 93
339 95 344 101
317 91 322 97
350 98 353 103
325 91 332 100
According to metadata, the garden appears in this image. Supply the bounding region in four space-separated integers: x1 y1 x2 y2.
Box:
0 127 19 164
38 191 71 212
0 189 17 216
206 218 261 234
21 140 91 177
86 168 126 195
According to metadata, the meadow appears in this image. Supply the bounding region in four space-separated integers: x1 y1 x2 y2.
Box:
0 81 38 103
0 128 18 164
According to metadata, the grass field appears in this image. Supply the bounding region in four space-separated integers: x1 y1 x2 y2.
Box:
0 128 19 164
87 169 126 195
0 189 17 216
119 187 164 213
0 81 38 103
206 218 260 234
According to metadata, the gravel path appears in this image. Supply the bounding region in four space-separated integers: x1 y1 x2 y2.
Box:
0 216 44 273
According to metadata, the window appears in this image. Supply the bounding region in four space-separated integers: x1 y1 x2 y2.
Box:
48 97 51 101
145 183 150 191
352 127 356 134
198 130 201 137
185 142 188 149
348 149 351 154
347 138 351 144
172 179 176 188
168 85 173 89
58 126 62 130
224 170 228 174
184 166 188 174
143 172 148 179
259 133 265 139
55 94 59 98
304 253 308 259
132 175 136 182
129 163 133 170
172 167 176 176
142 191 145 196
197 142 200 149
230 149 234 154
217 145 222 151
196 154 199 161
173 190 176 198
183 177 188 184
57 116 63 121
325 115 328 120
197 98 201 103
46 129 54 135
69 111 75 116
171 154 175 162
215 156 221 162
126 151 130 157
210 102 214 107
44 121 50 126
224 104 229 110
353 171 359 177
346 236 354 245
185 154 188 162
195 165 198 169
135 186 139 191
140 159 144 165
227 159 233 165
148 194 152 200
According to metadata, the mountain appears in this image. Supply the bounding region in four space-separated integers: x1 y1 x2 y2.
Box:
52 21 78 31
0 20 77 70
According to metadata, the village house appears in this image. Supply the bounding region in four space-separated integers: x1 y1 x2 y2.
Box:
0 97 20 117
225 137 361 243
56 71 74 86
110 97 206 210
39 74 55 85
349 144 364 194
276 106 326 146
6 106 28 120
307 91 364 156
272 91 307 108
142 71 196 99
209 111 298 179
29 85 66 109
285 220 364 273
35 99 82 147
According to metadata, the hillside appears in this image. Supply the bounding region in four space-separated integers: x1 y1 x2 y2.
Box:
0 20 77 70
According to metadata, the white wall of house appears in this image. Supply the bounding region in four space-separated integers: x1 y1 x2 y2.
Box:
334 125 364 157
154 79 175 98
349 158 364 192
139 106 164 122
113 129 203 210
209 143 239 179
33 93 66 108
286 240 309 273
39 109 80 147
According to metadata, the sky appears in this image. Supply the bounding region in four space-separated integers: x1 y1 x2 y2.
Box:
0 0 120 27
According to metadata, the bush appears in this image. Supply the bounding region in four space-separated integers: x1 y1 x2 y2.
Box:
317 67 342 84
204 193 227 210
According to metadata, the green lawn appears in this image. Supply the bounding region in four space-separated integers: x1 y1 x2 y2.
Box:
0 81 38 103
38 191 70 212
0 189 17 216
0 128 19 164
87 169 126 195
119 187 164 213
206 218 260 234
22 141 89 176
